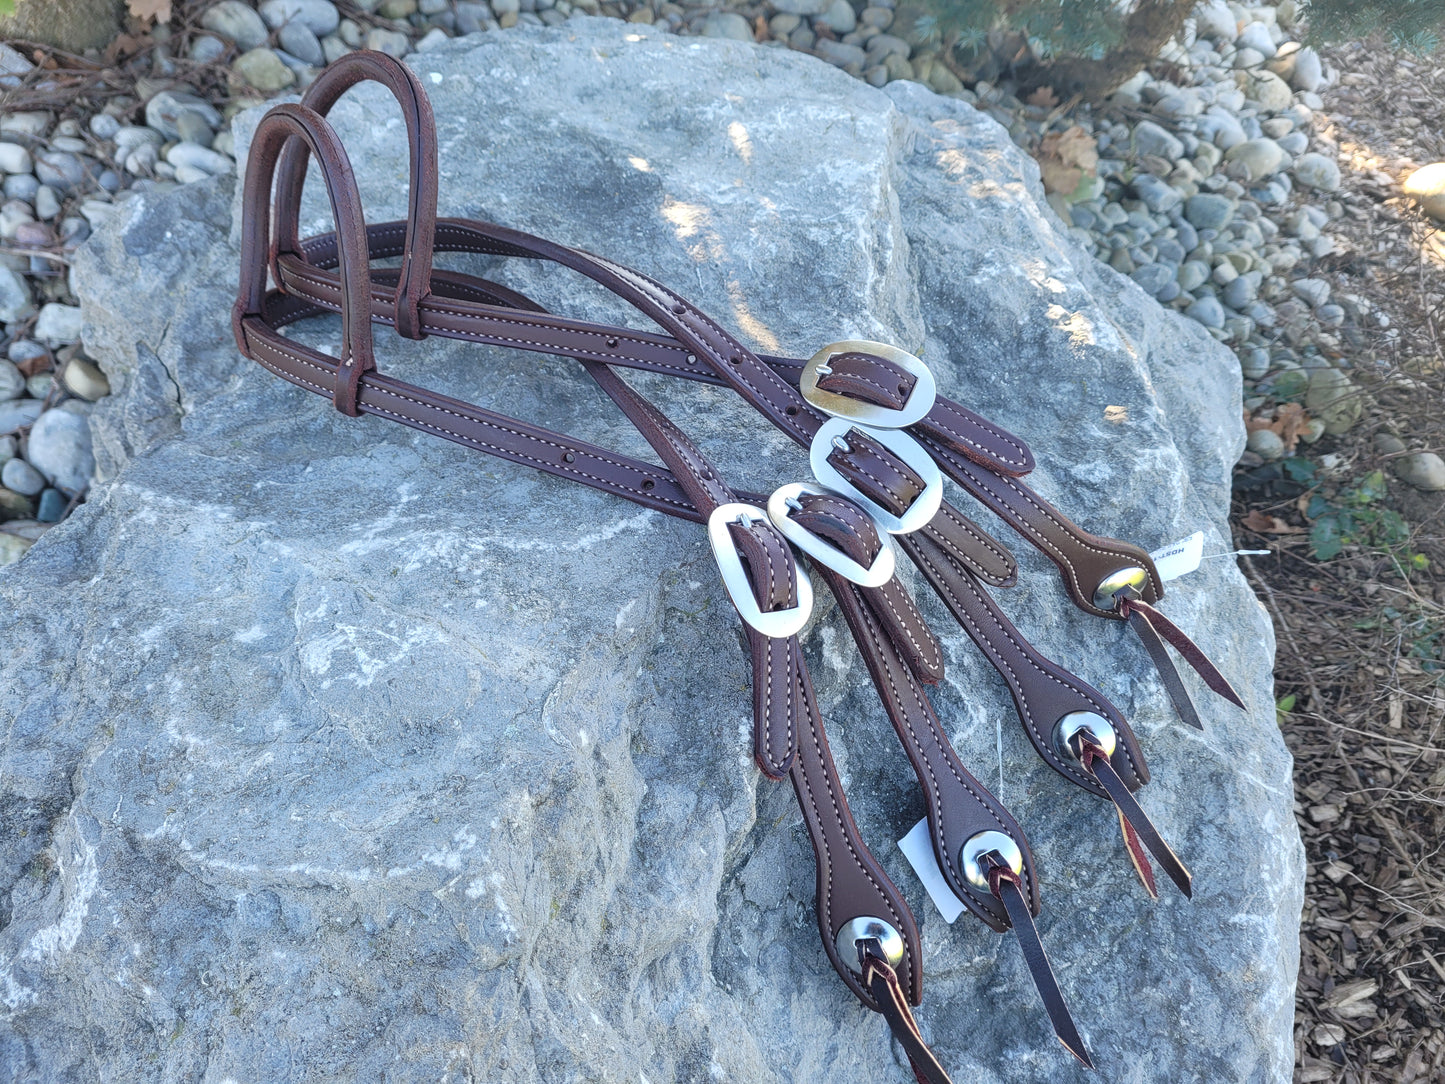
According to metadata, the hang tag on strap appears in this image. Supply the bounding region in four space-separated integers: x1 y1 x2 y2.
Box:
898 818 965 923
1149 531 1204 582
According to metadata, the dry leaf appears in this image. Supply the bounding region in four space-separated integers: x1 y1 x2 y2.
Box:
13 351 52 378
1242 510 1305 534
127 0 171 26
1036 126 1098 196
1026 86 1058 108
1272 402 1309 453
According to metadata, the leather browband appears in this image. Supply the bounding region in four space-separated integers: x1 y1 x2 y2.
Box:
233 51 1246 1080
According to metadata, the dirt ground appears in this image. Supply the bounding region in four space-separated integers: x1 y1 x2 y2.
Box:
1231 38 1445 1084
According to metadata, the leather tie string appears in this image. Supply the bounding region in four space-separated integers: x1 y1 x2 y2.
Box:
859 939 956 1084
1076 735 1192 900
1114 585 1245 731
986 861 1093 1069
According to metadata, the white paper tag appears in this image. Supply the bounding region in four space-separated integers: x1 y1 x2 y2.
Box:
1149 530 1205 582
898 818 965 923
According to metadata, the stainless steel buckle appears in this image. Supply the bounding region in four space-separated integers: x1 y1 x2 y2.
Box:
799 339 937 429
809 418 944 535
766 483 896 588
707 503 814 638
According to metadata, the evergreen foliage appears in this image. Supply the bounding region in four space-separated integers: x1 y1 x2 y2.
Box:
1305 0 1445 53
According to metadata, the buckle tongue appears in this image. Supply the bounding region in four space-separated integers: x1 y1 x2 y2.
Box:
800 340 937 428
707 503 814 638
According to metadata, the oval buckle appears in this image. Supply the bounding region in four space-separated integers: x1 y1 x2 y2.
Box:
707 503 814 638
767 483 896 588
809 419 944 535
799 340 937 429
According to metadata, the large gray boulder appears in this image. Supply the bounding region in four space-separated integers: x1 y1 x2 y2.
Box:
2 22 1300 1083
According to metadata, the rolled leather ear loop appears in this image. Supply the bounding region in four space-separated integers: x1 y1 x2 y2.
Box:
271 50 438 342
233 102 377 417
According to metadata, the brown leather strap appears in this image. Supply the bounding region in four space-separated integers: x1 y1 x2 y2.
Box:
1079 738 1193 899
860 944 955 1084
1118 588 1246 711
898 528 1149 796
232 103 377 419
821 563 1038 930
238 101 935 1017
274 51 438 341
276 227 1021 587
988 864 1093 1069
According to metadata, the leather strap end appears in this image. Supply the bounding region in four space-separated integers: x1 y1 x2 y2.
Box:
860 945 956 1084
332 353 375 417
989 866 1094 1070
1082 742 1192 900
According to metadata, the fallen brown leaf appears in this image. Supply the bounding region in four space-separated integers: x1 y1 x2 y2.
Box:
127 0 171 26
1242 509 1306 534
1026 86 1058 108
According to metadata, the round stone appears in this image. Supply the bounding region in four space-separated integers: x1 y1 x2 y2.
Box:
1403 163 1445 222
1224 138 1286 181
259 0 342 35
1185 193 1235 230
1246 428 1284 460
1177 259 1210 291
820 0 856 34
1235 22 1277 59
233 47 297 91
63 357 110 401
1 457 45 497
1292 153 1340 192
166 141 233 176
25 407 95 496
278 20 325 65
1291 278 1330 308
1242 348 1270 379
1185 294 1226 329
0 360 23 400
201 0 272 49
1393 452 1445 491
1250 70 1294 112
145 89 223 142
34 303 83 345
0 141 33 174
188 33 229 63
33 150 90 192
364 28 411 58
1133 120 1184 161
0 266 34 324
1131 173 1181 214
36 487 66 523
1290 47 1322 91
1131 262 1174 296
701 11 752 40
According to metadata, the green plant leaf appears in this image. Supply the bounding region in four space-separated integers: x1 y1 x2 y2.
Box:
1310 516 1343 560
1282 457 1318 483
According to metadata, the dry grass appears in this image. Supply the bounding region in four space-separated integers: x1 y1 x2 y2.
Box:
1230 37 1445 1084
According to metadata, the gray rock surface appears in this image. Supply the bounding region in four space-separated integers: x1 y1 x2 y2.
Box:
6 23 1299 1084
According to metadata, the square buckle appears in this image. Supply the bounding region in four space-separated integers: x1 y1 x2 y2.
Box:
799 339 937 429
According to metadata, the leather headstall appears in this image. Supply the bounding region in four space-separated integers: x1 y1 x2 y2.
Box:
233 51 1247 1078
